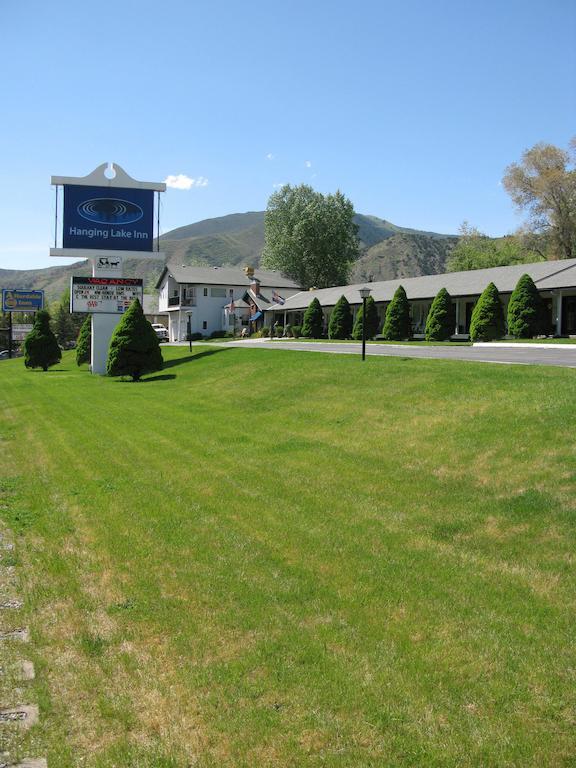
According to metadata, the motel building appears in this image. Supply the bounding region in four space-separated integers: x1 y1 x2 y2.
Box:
156 265 300 340
264 258 576 338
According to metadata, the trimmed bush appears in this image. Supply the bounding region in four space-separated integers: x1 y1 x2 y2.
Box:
291 325 302 338
352 295 380 341
301 298 324 338
23 310 61 371
190 332 204 341
106 299 163 381
469 282 505 341
209 329 228 339
381 286 411 340
507 274 545 338
425 288 455 341
76 315 91 366
328 295 353 339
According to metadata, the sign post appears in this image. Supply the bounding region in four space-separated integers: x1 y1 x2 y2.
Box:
50 163 165 374
2 290 44 359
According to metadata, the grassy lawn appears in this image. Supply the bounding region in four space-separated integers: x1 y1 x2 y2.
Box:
0 347 575 767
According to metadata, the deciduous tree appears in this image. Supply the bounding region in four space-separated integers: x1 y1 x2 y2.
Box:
261 184 359 289
502 138 576 261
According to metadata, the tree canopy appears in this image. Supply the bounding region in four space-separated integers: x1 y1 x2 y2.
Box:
300 298 324 339
261 184 359 289
328 295 353 340
507 274 546 339
502 138 576 261
76 315 92 366
469 283 505 342
381 286 411 340
23 310 61 371
106 299 163 381
425 288 455 341
446 223 542 272
352 295 380 341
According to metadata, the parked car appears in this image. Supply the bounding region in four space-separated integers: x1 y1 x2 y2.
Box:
151 323 169 342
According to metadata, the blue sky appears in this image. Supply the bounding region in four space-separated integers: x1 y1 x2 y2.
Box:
1 0 574 270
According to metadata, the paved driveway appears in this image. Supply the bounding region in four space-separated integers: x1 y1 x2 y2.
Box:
213 340 576 368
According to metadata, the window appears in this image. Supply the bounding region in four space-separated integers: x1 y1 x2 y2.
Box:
203 288 208 297
202 321 207 330
229 289 234 296
211 287 227 298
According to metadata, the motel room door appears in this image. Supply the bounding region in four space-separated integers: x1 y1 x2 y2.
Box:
562 296 576 335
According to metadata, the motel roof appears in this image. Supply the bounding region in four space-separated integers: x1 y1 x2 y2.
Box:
156 264 300 290
264 258 576 313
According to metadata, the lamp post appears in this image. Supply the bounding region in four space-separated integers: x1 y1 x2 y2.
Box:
359 287 371 361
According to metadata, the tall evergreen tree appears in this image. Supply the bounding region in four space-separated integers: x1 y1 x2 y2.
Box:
425 288 455 341
469 282 505 341
328 295 353 339
106 299 163 381
300 298 324 338
352 295 380 340
23 310 61 371
381 286 411 340
76 315 92 366
507 274 545 338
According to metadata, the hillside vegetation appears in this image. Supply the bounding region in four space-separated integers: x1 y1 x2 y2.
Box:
1 213 456 302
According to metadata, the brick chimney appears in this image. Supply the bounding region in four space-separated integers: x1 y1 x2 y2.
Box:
250 277 261 296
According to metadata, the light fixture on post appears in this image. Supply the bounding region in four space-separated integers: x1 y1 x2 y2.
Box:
359 287 371 361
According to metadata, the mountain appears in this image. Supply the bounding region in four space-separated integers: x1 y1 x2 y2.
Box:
1 212 457 302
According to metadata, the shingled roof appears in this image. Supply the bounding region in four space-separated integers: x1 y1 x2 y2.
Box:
264 259 576 313
156 264 300 290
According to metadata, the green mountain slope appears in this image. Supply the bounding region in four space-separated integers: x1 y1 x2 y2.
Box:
351 233 459 283
1 212 457 302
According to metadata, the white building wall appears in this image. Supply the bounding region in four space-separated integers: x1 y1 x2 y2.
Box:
164 281 298 340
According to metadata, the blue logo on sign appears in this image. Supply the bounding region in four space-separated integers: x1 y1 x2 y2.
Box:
77 198 144 225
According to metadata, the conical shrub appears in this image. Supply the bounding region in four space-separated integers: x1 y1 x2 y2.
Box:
425 288 455 341
23 310 61 371
106 299 163 381
382 286 411 340
469 282 505 341
352 295 380 340
507 274 545 338
328 295 353 339
301 297 324 338
76 315 91 366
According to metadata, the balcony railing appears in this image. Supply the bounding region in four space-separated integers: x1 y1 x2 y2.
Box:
167 296 196 307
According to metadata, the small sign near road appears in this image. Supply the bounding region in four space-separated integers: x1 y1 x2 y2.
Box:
71 277 143 314
2 289 44 313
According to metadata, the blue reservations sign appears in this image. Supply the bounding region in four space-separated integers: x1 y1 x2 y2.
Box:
63 185 154 251
2 289 44 312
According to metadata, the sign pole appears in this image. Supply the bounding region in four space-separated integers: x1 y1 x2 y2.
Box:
8 312 12 359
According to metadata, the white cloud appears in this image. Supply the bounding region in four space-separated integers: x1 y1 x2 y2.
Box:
266 152 275 160
305 160 312 168
164 174 209 190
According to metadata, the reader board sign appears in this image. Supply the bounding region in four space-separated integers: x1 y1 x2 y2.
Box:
63 185 154 251
71 277 143 314
2 289 44 312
